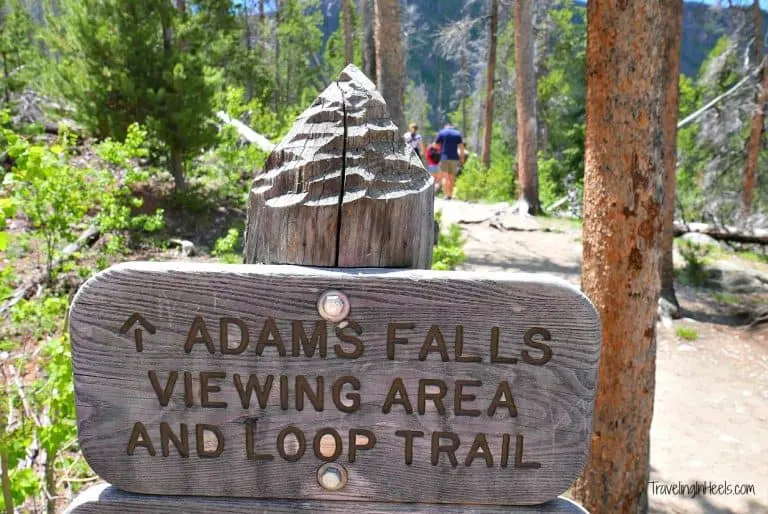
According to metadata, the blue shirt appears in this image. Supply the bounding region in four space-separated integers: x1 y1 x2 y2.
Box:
435 127 463 160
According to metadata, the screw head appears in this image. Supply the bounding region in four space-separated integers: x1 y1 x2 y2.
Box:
317 290 350 322
317 462 348 491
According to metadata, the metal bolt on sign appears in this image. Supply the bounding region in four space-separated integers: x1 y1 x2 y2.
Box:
317 462 348 491
317 290 350 322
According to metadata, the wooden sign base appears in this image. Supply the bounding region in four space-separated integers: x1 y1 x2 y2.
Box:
65 483 588 513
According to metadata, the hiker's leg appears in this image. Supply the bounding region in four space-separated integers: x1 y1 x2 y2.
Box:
442 160 458 198
444 172 456 198
429 167 441 192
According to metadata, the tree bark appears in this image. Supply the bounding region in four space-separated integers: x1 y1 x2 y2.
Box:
244 0 255 100
274 0 281 113
45 455 56 514
742 0 766 217
515 0 540 214
175 0 185 14
660 3 684 310
1 52 9 105
1 451 12 514
170 146 186 191
374 0 405 133
342 0 354 65
360 0 377 83
460 51 468 137
481 0 499 169
571 2 679 512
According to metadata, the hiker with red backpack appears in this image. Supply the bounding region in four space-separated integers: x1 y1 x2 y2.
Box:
425 141 442 192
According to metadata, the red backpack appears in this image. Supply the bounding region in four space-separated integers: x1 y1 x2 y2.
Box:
426 144 441 165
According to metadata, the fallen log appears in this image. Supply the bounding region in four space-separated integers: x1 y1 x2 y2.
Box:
43 122 81 137
0 224 101 317
673 222 768 245
215 111 275 153
544 195 569 212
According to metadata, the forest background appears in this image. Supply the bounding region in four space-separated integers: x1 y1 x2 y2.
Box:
1 0 768 513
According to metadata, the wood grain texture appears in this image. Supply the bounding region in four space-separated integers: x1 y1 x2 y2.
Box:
65 483 589 513
244 64 433 269
69 262 600 505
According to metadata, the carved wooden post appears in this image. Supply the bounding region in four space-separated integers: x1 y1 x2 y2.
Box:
65 66 595 514
244 65 434 269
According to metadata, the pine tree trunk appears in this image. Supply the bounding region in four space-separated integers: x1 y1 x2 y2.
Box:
1 52 9 105
661 2 684 310
481 0 499 169
514 0 540 214
170 147 186 191
244 1 255 101
743 0 766 218
274 0 281 113
176 0 185 14
571 2 680 512
259 0 265 25
460 51 468 137
342 0 354 65
45 455 56 514
374 0 405 133
360 0 377 83
1 451 13 514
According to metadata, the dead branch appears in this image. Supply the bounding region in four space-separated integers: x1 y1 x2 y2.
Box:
0 224 101 318
673 221 768 245
677 58 764 129
214 111 275 153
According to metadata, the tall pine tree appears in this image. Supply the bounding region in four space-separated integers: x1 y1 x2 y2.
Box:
49 0 219 189
0 0 36 105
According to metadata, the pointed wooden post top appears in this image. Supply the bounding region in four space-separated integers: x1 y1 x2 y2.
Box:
244 64 434 268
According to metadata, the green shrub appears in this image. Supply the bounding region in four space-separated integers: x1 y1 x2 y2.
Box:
454 158 515 203
432 211 467 270
675 326 699 341
212 227 243 264
188 126 268 209
2 130 92 283
677 240 713 287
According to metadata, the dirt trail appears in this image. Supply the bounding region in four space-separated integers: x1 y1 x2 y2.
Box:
437 198 768 514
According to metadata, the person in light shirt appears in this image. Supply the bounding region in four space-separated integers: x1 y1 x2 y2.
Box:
404 122 424 161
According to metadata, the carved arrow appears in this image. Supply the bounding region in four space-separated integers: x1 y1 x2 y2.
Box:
119 313 156 352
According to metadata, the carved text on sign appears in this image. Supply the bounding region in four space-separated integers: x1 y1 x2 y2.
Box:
123 315 551 467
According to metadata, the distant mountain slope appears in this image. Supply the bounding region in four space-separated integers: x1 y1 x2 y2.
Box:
319 1 764 116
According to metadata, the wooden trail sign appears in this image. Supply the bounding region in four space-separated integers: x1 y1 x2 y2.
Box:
66 65 598 513
69 262 600 505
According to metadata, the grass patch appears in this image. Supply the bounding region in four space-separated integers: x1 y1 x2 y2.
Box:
736 249 768 265
538 215 582 231
675 326 699 341
712 292 740 306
